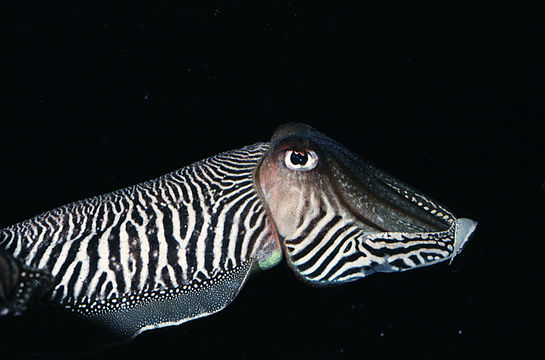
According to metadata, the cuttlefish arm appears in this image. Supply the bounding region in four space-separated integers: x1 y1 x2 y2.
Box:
0 122 476 338
256 123 476 285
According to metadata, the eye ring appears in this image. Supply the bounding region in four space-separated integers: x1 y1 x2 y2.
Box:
284 150 318 171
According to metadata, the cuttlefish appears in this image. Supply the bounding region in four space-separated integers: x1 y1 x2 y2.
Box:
0 123 476 338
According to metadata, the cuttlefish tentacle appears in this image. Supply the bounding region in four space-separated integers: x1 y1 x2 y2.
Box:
257 123 476 285
0 123 476 338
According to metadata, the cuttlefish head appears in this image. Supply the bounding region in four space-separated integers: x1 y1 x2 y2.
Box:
256 123 476 285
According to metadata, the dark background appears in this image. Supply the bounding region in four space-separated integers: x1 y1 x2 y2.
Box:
2 1 543 359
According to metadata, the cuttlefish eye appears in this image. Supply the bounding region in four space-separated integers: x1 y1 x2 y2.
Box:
284 149 318 171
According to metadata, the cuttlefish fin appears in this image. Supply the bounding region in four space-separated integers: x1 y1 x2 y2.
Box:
66 259 255 338
0 248 53 316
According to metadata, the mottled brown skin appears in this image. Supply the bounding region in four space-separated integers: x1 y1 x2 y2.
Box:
257 123 449 243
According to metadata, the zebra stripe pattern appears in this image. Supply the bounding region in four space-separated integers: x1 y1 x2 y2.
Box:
0 142 274 307
284 189 457 285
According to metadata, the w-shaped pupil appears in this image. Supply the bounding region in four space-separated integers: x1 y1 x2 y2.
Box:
290 151 307 165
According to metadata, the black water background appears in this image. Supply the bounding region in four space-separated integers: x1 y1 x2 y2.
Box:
1 2 543 359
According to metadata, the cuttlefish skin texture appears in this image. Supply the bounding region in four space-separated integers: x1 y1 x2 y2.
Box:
0 123 476 338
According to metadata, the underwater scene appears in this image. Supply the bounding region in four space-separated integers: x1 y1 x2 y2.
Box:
2 2 542 359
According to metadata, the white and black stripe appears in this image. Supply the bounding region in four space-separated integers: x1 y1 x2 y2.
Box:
284 190 459 285
0 142 272 306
